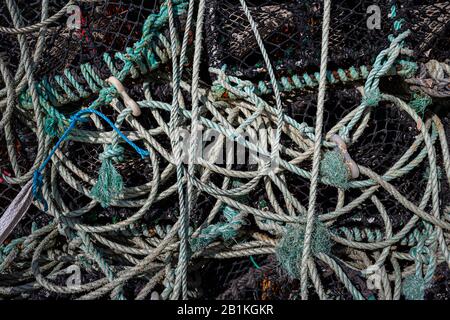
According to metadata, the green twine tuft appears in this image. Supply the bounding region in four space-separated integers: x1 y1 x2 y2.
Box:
276 221 332 279
410 93 432 117
258 199 268 209
190 233 211 252
320 150 350 189
211 83 237 100
90 145 124 208
402 274 426 300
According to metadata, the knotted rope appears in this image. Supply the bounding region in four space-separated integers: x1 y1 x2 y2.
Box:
0 0 449 301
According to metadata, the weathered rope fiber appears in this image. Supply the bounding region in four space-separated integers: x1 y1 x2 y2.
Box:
0 0 449 301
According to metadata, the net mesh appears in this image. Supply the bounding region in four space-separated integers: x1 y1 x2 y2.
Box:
205 0 450 80
0 0 449 300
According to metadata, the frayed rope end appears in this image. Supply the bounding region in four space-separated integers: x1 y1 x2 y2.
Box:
320 150 350 189
90 145 125 208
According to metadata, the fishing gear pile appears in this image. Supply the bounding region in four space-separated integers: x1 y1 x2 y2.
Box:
0 0 449 300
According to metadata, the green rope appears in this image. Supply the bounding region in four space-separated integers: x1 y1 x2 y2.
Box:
320 150 350 189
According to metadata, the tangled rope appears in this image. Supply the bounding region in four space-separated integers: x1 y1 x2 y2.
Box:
0 0 449 300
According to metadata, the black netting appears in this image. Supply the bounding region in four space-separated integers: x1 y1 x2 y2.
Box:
205 0 450 80
214 256 298 300
0 0 66 73
0 120 51 239
211 255 376 300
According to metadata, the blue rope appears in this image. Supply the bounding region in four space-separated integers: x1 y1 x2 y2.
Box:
33 109 150 209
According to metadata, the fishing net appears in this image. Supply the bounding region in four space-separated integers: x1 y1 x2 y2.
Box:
205 0 450 79
0 0 450 301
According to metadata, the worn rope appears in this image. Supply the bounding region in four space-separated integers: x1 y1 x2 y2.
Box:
0 0 449 301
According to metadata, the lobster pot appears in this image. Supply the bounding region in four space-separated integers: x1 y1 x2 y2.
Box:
280 87 424 230
203 256 296 300
186 87 432 299
200 255 369 300
0 0 162 79
402 0 450 63
205 0 450 80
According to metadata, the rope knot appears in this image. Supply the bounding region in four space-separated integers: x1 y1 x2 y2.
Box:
425 60 446 82
44 114 62 137
409 246 429 261
398 60 419 78
405 60 449 98
410 92 432 116
320 150 349 188
211 83 236 100
276 221 332 279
